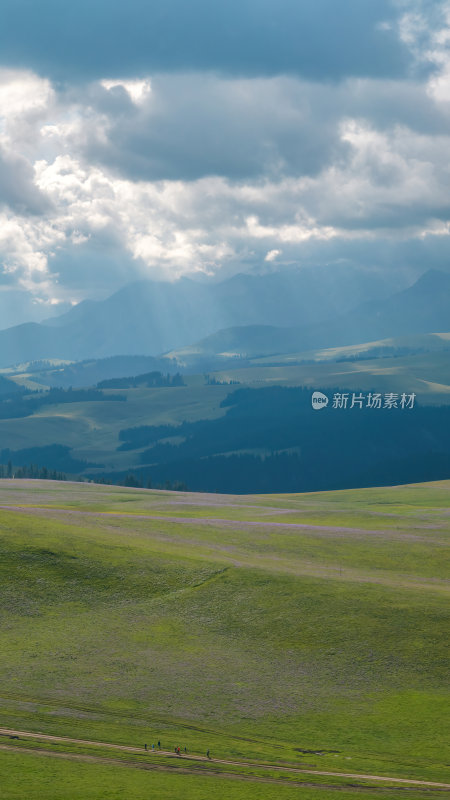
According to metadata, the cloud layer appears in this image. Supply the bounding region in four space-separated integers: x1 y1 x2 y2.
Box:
0 0 409 81
1 1 450 316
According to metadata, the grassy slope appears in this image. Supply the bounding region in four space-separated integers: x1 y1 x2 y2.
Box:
214 351 450 402
0 383 230 471
0 479 448 798
250 333 450 362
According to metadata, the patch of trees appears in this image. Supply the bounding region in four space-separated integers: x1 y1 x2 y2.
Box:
333 345 442 363
0 444 101 474
118 474 187 490
38 387 126 404
0 461 67 481
97 371 184 389
118 423 184 451
204 375 240 385
20 359 59 372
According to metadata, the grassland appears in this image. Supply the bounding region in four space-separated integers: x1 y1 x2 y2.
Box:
2 748 444 800
214 350 450 403
0 382 231 472
0 479 448 798
1 347 450 478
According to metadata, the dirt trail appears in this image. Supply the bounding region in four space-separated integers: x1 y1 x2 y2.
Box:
0 744 371 791
0 727 448 789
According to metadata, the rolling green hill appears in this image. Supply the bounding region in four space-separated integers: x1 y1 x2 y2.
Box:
211 349 450 401
168 328 450 368
0 479 448 799
252 332 450 364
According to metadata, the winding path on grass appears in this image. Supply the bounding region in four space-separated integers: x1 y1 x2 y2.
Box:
0 744 390 792
0 727 448 789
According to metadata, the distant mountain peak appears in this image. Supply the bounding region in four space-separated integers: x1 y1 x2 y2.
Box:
413 268 450 290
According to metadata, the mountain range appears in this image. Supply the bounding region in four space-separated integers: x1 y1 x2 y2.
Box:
0 267 448 368
173 269 450 362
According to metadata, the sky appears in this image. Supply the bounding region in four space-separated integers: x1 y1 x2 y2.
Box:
1 0 450 324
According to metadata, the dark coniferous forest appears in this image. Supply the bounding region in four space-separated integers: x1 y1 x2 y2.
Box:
93 387 450 492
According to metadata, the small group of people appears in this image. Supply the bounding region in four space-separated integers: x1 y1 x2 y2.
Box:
144 742 211 759
144 740 161 751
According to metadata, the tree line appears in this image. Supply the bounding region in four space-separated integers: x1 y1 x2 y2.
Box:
0 462 68 481
97 371 185 389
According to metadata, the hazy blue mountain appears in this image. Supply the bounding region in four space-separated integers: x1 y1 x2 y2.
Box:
318 268 450 348
0 265 393 367
0 288 73 331
0 266 445 369
247 267 450 354
0 323 61 369
170 269 450 364
168 325 307 363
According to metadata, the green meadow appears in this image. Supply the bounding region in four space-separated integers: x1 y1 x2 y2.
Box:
1 749 441 800
0 479 448 798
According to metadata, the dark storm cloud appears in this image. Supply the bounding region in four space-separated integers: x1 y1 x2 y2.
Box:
0 0 410 82
0 147 51 214
65 72 450 184
80 75 343 181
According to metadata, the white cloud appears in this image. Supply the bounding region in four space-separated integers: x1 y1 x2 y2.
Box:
265 249 281 261
100 78 151 104
398 2 450 105
0 61 449 304
0 69 53 118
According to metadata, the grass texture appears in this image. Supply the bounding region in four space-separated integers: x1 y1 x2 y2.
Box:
0 478 448 797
